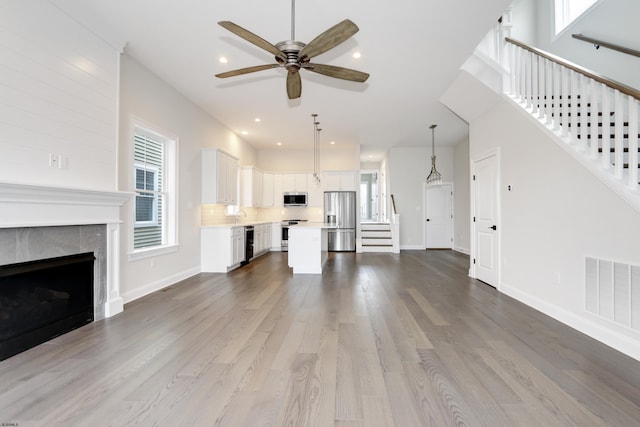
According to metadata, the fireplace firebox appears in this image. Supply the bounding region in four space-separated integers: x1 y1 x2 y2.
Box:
0 252 95 361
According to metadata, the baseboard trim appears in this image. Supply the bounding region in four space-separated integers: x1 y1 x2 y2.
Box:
501 281 640 362
122 266 201 304
400 244 424 250
454 246 470 255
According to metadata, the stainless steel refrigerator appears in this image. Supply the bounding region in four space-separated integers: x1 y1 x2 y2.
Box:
324 191 356 251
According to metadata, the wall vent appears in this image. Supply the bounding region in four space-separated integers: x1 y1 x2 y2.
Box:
585 257 640 331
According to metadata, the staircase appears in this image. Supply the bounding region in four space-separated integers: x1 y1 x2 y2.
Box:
504 38 640 211
360 222 395 253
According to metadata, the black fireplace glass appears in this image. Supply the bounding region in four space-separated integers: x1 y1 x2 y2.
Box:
0 252 95 361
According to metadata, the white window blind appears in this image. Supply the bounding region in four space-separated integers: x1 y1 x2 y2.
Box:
134 132 165 249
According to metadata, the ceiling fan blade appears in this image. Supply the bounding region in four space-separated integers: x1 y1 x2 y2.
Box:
298 19 359 60
286 70 302 99
215 64 280 78
218 21 286 62
303 63 369 82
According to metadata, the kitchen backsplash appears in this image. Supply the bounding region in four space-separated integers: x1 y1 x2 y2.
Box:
201 204 324 225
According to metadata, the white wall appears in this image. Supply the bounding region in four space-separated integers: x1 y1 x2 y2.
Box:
118 54 257 302
453 138 471 254
258 145 358 172
388 146 454 249
532 0 640 90
0 1 119 190
470 96 640 358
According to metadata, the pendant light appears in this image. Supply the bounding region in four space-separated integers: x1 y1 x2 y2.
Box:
426 124 442 187
311 113 321 184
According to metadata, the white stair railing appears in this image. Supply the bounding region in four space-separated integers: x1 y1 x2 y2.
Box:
504 38 640 195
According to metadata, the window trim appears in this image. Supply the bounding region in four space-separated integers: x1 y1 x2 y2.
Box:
553 0 602 36
128 116 179 259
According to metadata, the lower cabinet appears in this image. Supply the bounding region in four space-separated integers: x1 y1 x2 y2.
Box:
253 223 272 256
201 226 245 272
201 223 275 273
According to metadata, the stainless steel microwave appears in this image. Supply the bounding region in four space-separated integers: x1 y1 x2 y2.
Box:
283 192 307 206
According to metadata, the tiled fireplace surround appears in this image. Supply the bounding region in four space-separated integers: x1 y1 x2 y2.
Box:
0 182 131 320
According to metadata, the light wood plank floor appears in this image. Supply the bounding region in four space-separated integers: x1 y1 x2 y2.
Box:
1 250 639 426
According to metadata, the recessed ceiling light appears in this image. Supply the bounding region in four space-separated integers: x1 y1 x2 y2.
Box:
241 131 248 135
254 117 261 122
330 141 336 145
368 154 373 158
352 52 361 59
276 142 282 146
219 56 228 64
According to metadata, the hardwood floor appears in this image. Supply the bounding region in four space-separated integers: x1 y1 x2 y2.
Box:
1 250 640 426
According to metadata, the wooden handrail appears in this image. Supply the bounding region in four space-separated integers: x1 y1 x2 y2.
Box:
572 34 640 59
505 37 640 100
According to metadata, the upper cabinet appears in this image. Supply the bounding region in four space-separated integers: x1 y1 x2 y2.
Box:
322 171 358 192
240 166 263 207
282 173 307 193
202 149 238 205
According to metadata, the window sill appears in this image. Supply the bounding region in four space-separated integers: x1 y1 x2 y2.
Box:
128 243 179 262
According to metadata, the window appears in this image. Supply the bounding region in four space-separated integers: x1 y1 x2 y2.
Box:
130 121 178 257
555 0 599 34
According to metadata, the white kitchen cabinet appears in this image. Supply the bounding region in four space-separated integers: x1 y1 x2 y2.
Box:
282 173 307 193
262 172 274 207
271 222 282 250
307 173 323 207
202 149 239 205
273 173 283 206
240 166 263 207
232 227 245 265
254 223 272 255
322 171 358 192
201 226 245 272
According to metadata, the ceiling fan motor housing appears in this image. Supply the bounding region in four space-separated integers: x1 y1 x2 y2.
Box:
275 40 307 71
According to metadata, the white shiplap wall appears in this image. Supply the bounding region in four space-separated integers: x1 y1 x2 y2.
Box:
0 1 120 190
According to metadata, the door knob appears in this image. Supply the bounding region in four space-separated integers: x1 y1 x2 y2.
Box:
489 225 497 230
426 219 430 222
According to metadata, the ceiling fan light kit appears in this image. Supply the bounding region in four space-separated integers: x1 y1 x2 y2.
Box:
426 124 442 187
215 0 369 99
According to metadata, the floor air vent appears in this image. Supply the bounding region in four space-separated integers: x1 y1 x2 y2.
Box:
585 257 640 331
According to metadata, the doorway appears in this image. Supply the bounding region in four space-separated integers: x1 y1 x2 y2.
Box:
360 171 378 222
471 149 500 287
424 183 453 249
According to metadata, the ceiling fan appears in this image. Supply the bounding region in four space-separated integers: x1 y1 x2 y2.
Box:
215 0 370 99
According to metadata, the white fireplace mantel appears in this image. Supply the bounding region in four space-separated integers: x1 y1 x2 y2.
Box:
0 181 133 317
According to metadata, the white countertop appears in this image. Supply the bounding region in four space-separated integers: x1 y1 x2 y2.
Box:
201 220 280 229
288 222 338 229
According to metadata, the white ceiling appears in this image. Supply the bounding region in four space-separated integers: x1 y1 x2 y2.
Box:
52 0 511 161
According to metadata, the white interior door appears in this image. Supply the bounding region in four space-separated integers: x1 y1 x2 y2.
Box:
473 153 499 287
425 183 453 249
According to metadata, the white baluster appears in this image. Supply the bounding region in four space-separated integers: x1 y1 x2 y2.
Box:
538 57 545 119
628 97 639 191
579 74 589 151
553 62 561 131
546 59 553 125
589 78 599 160
614 89 624 180
531 55 539 115
509 43 516 96
601 85 611 170
569 70 579 144
525 51 533 109
520 49 527 103
561 67 570 137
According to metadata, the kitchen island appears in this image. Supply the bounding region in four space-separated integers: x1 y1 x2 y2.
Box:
287 222 334 274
